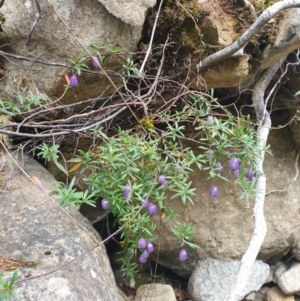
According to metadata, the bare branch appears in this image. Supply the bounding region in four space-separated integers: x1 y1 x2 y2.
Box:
197 0 300 71
244 0 257 20
227 62 281 301
253 62 282 122
0 106 127 138
0 50 70 68
139 0 163 74
25 0 42 46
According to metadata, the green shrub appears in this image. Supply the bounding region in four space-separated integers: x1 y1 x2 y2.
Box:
51 93 263 285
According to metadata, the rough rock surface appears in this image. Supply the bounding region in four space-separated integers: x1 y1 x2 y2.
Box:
0 0 143 102
201 11 237 46
187 258 269 301
264 287 295 301
197 7 300 88
244 290 265 301
135 284 177 301
201 55 250 88
278 262 300 295
273 261 289 284
152 127 300 276
251 8 300 74
0 152 124 301
98 0 156 26
291 241 300 261
265 264 276 284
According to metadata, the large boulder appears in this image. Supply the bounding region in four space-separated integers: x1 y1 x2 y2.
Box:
0 0 145 103
152 127 300 277
98 0 156 26
278 262 300 295
0 151 125 301
199 6 300 89
135 284 177 301
187 258 269 301
264 287 295 301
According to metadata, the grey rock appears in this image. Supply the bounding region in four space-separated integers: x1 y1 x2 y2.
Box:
98 0 156 26
243 289 266 301
278 262 300 295
135 284 177 301
265 265 276 284
201 11 235 46
291 241 300 261
264 286 294 301
80 202 107 225
0 153 124 301
259 286 271 299
255 8 300 73
11 250 23 261
187 258 269 301
1 0 142 98
244 292 256 301
274 261 289 284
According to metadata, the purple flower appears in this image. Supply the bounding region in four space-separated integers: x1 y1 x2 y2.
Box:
207 150 214 162
92 56 101 68
141 250 150 258
229 157 239 171
141 199 150 209
101 198 109 210
148 203 157 216
128 248 134 257
158 175 168 189
215 162 223 174
161 180 168 189
146 242 154 253
139 254 147 263
246 169 254 181
232 169 240 179
137 238 147 249
206 115 214 125
123 184 130 198
179 249 187 262
70 74 78 88
210 186 219 198
158 175 166 184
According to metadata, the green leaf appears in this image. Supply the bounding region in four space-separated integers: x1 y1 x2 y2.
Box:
0 274 4 287
9 270 20 287
53 159 69 176
0 108 15 116
129 277 135 288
